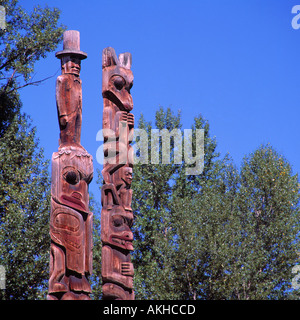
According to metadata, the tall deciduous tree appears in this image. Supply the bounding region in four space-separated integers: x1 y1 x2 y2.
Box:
131 107 228 299
0 113 50 299
233 145 300 299
131 108 182 299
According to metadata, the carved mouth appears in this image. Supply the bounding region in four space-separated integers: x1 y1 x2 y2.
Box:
111 236 134 251
72 66 80 73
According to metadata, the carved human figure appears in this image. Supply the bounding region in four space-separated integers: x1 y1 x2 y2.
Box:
117 166 133 212
55 30 87 148
48 30 93 301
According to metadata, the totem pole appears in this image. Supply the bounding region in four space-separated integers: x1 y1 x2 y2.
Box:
101 47 135 300
48 30 93 300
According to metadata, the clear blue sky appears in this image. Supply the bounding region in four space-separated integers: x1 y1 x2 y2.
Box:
19 0 300 199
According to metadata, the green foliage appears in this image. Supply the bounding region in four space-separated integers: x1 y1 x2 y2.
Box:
127 107 300 300
89 193 102 300
0 0 66 135
0 113 50 299
131 107 227 299
132 108 182 299
234 145 300 299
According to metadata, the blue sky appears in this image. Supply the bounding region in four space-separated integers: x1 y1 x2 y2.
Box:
19 0 300 199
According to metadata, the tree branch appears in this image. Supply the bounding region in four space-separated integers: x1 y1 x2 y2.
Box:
6 69 59 93
3 69 17 91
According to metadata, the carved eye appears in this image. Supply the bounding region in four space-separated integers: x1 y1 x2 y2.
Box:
113 215 124 227
113 76 126 91
71 57 80 64
64 170 80 185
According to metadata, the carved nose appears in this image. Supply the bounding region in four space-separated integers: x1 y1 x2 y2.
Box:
122 232 133 241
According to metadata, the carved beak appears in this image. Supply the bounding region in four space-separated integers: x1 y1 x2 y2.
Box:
103 90 133 112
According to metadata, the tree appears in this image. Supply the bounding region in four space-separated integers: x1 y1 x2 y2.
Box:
131 107 229 299
167 157 241 300
89 193 102 300
126 107 300 300
131 108 182 299
232 145 300 299
0 0 65 135
0 113 50 299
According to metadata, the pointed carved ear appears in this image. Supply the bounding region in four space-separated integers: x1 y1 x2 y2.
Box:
102 47 118 68
119 52 132 69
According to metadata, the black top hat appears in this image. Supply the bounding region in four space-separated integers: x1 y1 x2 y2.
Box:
55 30 87 60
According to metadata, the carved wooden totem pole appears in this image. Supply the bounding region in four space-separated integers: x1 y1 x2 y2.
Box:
48 30 93 300
101 47 135 300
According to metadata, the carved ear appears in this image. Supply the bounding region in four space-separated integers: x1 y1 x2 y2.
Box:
119 52 132 69
102 47 118 68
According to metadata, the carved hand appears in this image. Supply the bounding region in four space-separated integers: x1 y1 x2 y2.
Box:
121 262 134 276
127 113 134 127
59 115 68 127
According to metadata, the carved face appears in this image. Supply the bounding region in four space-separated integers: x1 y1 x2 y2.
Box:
102 67 134 111
101 208 134 251
61 55 81 76
52 149 93 213
121 166 132 186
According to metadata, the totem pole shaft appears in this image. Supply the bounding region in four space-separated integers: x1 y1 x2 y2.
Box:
48 30 93 300
101 47 135 300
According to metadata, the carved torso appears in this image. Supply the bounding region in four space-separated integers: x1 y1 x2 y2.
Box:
56 74 82 146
